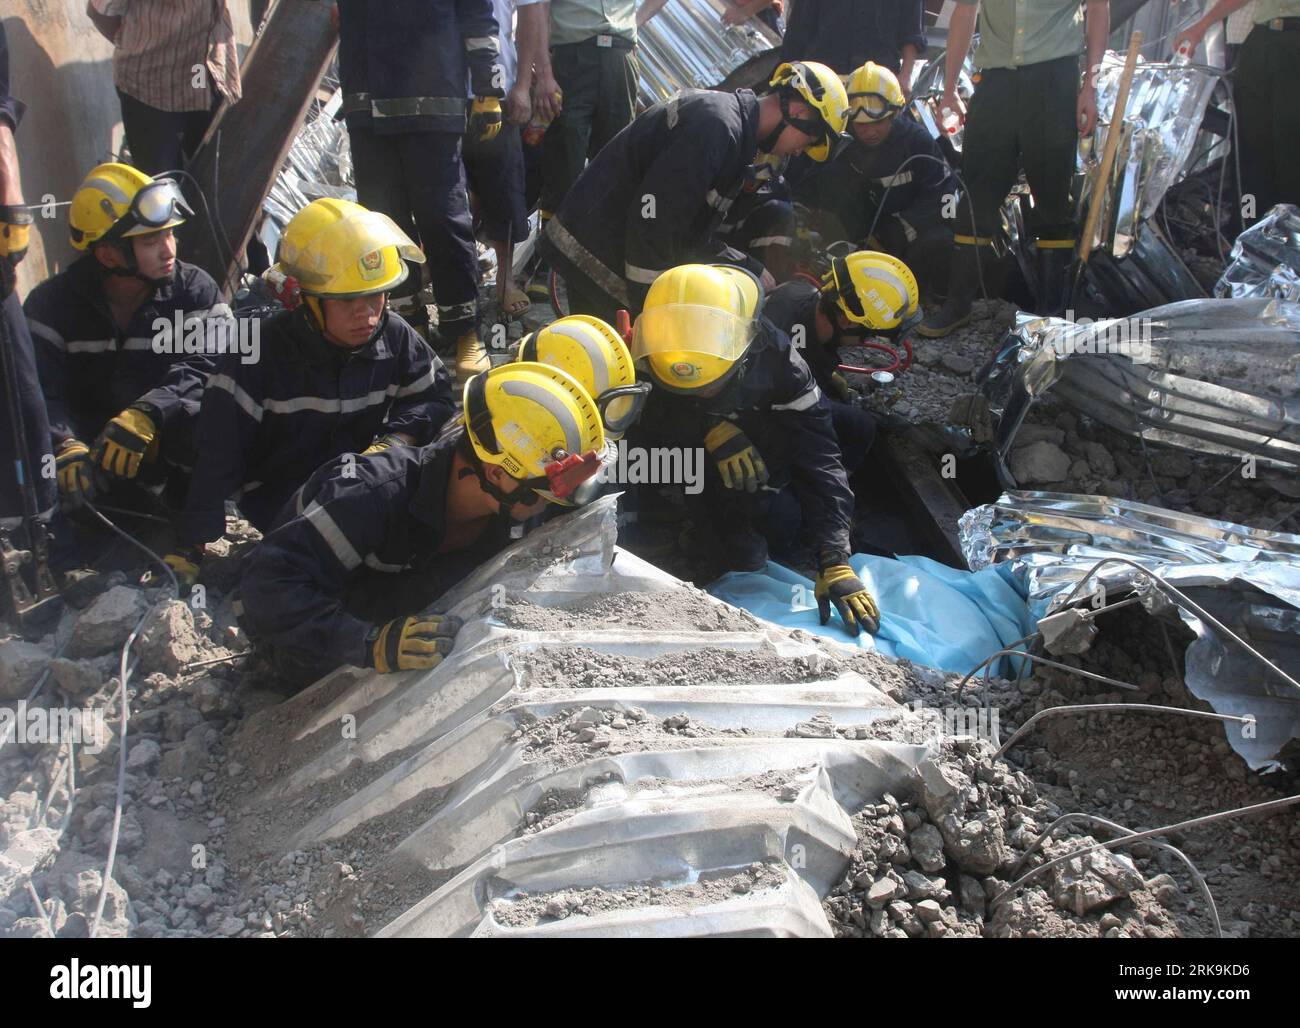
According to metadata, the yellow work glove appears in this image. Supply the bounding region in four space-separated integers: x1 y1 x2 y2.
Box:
0 205 32 297
165 548 202 592
91 407 157 479
142 546 202 593
371 613 463 673
469 97 503 143
815 563 881 637
55 439 94 507
361 433 404 455
704 420 769 493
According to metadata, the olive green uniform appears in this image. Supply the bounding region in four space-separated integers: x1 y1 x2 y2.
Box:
954 0 1084 254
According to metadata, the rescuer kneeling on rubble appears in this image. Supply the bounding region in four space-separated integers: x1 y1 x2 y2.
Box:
541 61 850 325
787 62 956 298
169 198 455 592
629 263 879 636
764 250 920 474
25 163 229 513
237 363 606 686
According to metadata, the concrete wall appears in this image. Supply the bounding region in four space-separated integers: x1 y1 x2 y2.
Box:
1 0 259 294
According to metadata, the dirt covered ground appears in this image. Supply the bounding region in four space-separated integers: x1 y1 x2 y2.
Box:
2 280 1297 939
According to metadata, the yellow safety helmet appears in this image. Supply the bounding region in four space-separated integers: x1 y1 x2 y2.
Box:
631 263 762 394
822 250 920 332
846 62 906 124
463 362 606 506
69 162 190 251
517 315 650 439
273 198 423 303
768 61 849 162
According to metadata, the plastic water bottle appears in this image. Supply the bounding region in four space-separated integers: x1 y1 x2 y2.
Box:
940 106 961 135
1172 39 1193 66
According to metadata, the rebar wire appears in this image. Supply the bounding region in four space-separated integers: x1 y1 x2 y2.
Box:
1008 811 1221 938
80 500 178 938
992 701 1253 762
990 793 1300 915
864 155 994 304
1060 556 1300 694
184 652 247 671
956 647 1140 706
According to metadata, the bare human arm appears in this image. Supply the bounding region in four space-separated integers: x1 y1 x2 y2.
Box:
85 1 124 44
1173 0 1253 53
721 0 775 27
637 0 671 28
942 1 979 124
1077 0 1109 136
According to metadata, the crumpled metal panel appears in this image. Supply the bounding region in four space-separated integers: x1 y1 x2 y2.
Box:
960 491 1300 770
1214 204 1300 301
236 497 930 937
981 297 1300 471
634 3 778 105
960 491 1300 613
1081 57 1218 258
261 73 355 258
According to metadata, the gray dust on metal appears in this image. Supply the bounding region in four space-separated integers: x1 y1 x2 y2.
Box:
230 498 930 937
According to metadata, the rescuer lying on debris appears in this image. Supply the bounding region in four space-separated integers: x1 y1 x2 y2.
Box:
166 198 455 591
628 262 880 635
25 163 230 512
540 60 850 325
764 249 920 475
787 62 956 297
237 362 606 685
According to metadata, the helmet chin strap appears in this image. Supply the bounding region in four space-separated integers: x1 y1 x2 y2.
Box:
100 242 168 288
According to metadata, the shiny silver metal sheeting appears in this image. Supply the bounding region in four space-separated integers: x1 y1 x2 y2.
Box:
1081 57 1218 258
959 491 1300 770
635 2 778 104
960 490 1300 614
232 497 931 937
1215 203 1300 301
987 298 1300 471
262 81 356 258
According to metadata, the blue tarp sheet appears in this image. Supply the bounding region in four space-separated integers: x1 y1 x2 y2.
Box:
708 554 1033 677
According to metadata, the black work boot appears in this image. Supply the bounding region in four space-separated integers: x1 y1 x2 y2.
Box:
917 245 980 339
1035 245 1073 317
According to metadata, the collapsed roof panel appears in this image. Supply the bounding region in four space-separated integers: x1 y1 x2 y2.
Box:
227 498 932 937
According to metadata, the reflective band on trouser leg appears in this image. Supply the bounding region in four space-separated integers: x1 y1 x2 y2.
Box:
953 234 995 247
1034 238 1076 249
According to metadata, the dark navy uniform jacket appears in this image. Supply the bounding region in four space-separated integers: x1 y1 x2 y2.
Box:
639 320 854 562
788 117 957 245
337 0 502 135
24 258 226 448
542 89 767 312
779 0 926 75
180 307 452 545
764 276 841 395
238 425 512 672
